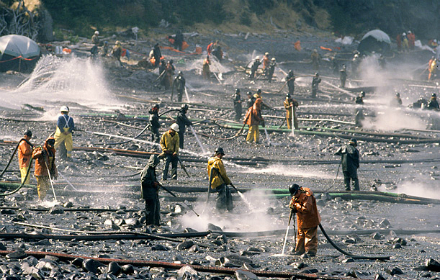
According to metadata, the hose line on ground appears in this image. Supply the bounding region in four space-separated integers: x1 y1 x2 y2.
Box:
0 140 21 178
0 158 33 197
319 223 389 260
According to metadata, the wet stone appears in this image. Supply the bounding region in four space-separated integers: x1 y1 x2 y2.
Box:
207 223 222 232
177 240 195 250
107 262 121 275
83 259 103 273
235 269 257 280
49 205 65 214
388 267 404 275
379 219 391 228
1 209 16 214
393 243 402 249
121 264 134 274
342 258 355 263
177 265 198 278
372 232 383 240
6 249 27 260
374 274 386 280
151 244 169 251
0 242 6 250
425 258 440 272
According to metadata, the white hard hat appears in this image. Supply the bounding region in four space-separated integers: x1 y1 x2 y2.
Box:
170 123 179 132
95 31 99 35
60 106 69 112
403 32 406 36
255 56 260 60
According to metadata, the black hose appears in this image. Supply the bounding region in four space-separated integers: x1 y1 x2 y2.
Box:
0 140 22 178
0 157 33 197
95 110 178 146
319 223 389 260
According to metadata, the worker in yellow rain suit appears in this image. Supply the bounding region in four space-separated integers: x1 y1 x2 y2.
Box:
207 147 233 212
284 94 299 130
54 106 75 160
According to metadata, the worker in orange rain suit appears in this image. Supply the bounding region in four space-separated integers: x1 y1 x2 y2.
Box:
262 52 270 75
207 147 233 212
18 130 33 184
428 57 437 81
244 97 264 143
289 184 321 258
32 137 57 201
54 106 75 160
284 94 299 130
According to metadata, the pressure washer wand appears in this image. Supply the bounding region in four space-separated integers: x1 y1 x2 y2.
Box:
158 183 199 217
44 160 57 202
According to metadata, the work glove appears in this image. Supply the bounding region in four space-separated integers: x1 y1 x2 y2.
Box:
172 152 178 157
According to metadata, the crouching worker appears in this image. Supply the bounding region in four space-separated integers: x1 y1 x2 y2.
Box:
207 147 233 212
32 137 57 201
141 154 161 226
289 184 321 258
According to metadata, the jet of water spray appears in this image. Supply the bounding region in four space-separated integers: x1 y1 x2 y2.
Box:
190 126 206 154
281 225 290 255
263 128 271 145
184 87 191 103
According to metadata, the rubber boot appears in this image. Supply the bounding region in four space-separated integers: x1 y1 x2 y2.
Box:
352 177 360 191
344 177 351 191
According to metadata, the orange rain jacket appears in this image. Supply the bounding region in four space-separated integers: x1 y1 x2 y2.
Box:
289 187 321 229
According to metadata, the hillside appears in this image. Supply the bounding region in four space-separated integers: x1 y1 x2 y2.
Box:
1 0 438 42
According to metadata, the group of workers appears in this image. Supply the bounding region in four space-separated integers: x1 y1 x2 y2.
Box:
16 106 74 200
249 52 277 82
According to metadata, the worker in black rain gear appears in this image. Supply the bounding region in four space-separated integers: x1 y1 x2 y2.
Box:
286 70 296 95
250 57 261 79
233 88 242 122
176 104 193 149
355 91 365 104
335 138 360 191
149 104 161 143
246 92 255 109
311 73 321 98
427 93 440 110
152 43 162 67
340 64 347 88
173 71 186 102
141 154 161 226
267 58 276 83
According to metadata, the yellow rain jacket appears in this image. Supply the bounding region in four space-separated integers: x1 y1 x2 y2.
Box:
207 156 231 189
160 131 179 154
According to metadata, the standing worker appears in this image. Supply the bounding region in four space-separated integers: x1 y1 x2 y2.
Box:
202 56 211 80
164 60 175 90
428 57 437 81
340 64 347 88
284 94 299 130
233 89 242 122
311 49 320 71
427 93 440 110
18 130 33 184
289 184 321 258
267 58 276 83
176 104 193 149
250 57 261 79
91 31 100 57
246 91 255 109
244 97 264 144
152 43 162 67
311 73 321 98
390 93 402 107
207 147 233 212
174 30 184 51
54 106 75 160
32 137 57 201
140 154 161 226
173 71 186 102
112 41 123 62
149 104 161 143
286 70 296 95
262 52 270 74
159 124 180 180
335 138 360 191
